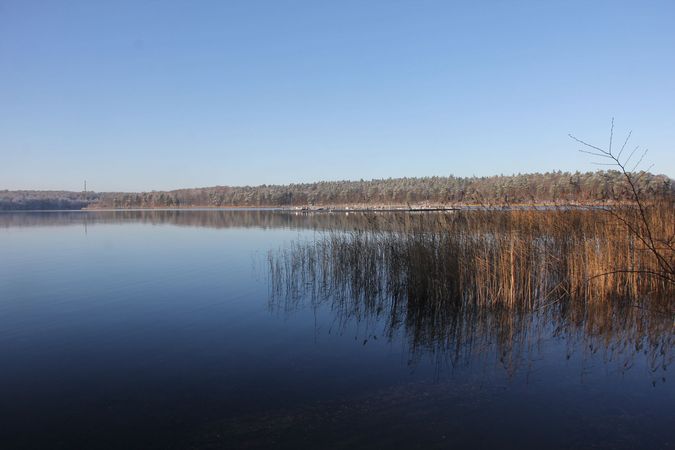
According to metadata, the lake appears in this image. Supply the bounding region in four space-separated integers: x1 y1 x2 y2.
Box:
0 210 673 449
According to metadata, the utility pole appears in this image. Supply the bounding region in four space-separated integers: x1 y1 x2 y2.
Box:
83 180 87 200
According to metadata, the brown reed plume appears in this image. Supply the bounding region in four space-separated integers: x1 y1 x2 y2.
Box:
269 208 674 314
267 209 674 375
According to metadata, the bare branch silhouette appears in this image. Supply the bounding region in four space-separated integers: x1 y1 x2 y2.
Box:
570 119 674 285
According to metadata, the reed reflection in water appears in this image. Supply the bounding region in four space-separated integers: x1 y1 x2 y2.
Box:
268 209 673 378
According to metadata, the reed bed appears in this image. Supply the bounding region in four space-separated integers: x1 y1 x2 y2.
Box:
267 205 673 374
271 205 674 312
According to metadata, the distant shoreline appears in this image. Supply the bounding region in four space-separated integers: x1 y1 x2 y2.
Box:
2 171 672 211
0 202 624 213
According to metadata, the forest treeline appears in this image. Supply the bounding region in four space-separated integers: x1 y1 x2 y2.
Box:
0 191 94 211
1 171 673 210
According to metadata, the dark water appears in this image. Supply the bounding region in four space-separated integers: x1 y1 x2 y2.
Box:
0 210 672 449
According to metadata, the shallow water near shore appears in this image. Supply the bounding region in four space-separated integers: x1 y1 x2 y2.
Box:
0 210 673 449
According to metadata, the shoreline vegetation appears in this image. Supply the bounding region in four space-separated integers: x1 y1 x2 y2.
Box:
1 170 672 211
0 202 660 213
269 206 675 314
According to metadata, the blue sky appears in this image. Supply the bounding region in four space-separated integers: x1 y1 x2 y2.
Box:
1 0 674 191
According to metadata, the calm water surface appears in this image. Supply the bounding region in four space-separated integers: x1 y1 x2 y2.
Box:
0 210 672 449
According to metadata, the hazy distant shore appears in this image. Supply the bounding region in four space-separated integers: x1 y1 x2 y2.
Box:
0 201 644 213
2 170 672 211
